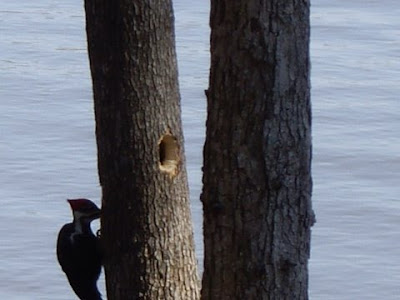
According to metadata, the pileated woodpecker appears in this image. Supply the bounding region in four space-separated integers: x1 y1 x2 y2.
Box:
57 198 102 300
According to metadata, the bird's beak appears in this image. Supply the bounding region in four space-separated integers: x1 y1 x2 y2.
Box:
90 209 101 220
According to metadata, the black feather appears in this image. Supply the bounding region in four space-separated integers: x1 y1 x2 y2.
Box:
57 223 102 300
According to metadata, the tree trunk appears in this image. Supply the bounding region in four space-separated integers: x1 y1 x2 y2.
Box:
84 1 200 299
201 1 314 299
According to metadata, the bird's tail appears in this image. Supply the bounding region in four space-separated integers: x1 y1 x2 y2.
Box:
68 278 102 300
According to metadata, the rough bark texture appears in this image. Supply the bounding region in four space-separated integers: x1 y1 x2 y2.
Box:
84 1 200 299
201 1 314 299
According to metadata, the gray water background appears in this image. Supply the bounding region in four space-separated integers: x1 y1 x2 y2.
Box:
1 0 399 299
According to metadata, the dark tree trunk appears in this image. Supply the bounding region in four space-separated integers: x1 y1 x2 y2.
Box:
84 1 200 299
201 1 314 299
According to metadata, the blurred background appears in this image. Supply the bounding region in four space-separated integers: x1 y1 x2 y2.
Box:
1 0 399 299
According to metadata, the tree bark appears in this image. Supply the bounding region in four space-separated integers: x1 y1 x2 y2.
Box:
201 1 314 299
84 1 200 299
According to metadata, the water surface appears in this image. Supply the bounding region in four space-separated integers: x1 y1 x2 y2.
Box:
1 1 399 299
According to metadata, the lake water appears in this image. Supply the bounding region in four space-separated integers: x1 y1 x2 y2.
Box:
1 0 399 299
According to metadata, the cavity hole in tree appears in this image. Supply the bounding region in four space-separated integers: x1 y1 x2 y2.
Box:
158 133 179 177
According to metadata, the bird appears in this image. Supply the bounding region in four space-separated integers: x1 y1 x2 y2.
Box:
57 198 103 300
